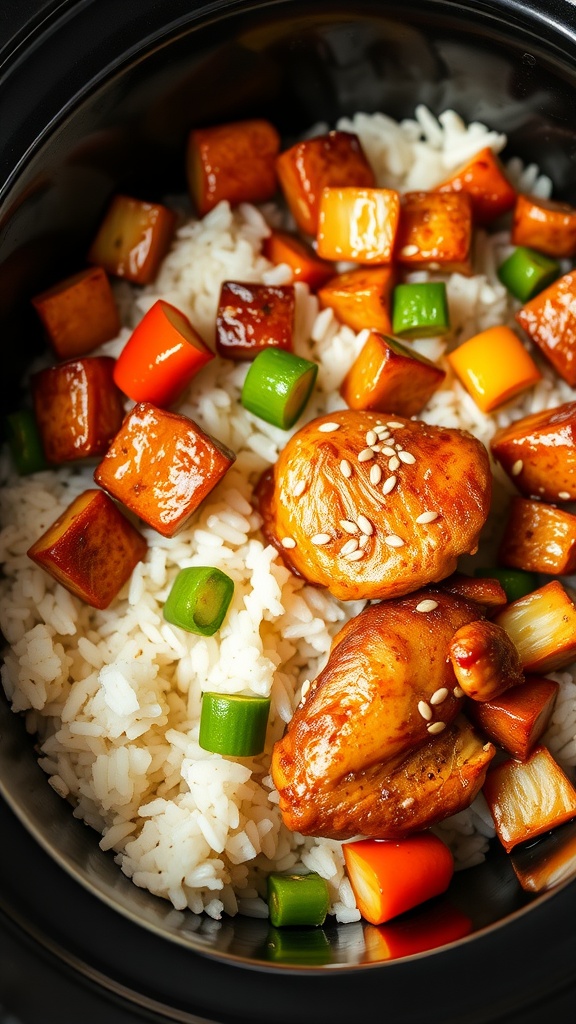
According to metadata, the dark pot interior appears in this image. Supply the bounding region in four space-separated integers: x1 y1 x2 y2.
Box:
1 0 576 1019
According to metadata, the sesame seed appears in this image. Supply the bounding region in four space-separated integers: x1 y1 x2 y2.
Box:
318 421 341 432
281 537 296 549
401 797 415 809
292 480 306 497
340 538 359 556
398 450 416 465
384 534 404 548
366 430 378 446
427 721 446 734
358 448 375 462
345 549 365 561
382 446 396 457
400 244 419 257
311 533 331 545
371 444 382 452
375 426 391 439
483 743 492 752
301 679 311 697
357 515 373 535
388 456 400 472
340 519 359 534
511 459 523 476
359 534 370 548
559 491 571 500
370 464 382 485
415 599 438 612
417 700 432 721
416 511 438 524
453 686 464 698
387 421 405 429
430 687 449 705
340 459 352 478
382 475 397 495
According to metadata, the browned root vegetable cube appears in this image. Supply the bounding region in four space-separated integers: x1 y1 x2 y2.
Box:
31 266 121 359
493 579 576 674
27 489 147 609
490 400 576 503
512 193 576 258
394 191 473 273
31 356 126 464
483 745 576 852
275 130 375 236
467 674 559 760
515 271 576 386
340 331 446 416
317 267 395 334
215 281 295 360
94 401 236 538
87 194 176 285
187 119 280 217
499 495 576 575
511 818 576 892
434 146 517 226
448 619 525 702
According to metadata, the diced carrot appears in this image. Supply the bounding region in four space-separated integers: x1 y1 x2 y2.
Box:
215 281 295 360
187 119 280 217
467 674 559 761
490 400 576 503
483 745 576 852
515 270 576 386
262 230 333 290
498 496 576 576
394 191 473 273
31 266 121 359
317 267 395 334
343 834 454 925
276 130 375 236
434 146 517 225
511 193 576 257
316 187 400 264
493 579 576 674
447 325 541 412
339 331 445 416
87 194 176 285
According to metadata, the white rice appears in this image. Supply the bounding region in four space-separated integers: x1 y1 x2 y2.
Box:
1 107 575 924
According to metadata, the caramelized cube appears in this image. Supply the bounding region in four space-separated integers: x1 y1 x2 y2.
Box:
318 267 395 334
483 745 576 852
493 579 576 674
94 402 236 537
187 119 280 217
31 356 125 464
468 674 559 760
215 281 295 360
316 187 400 264
276 130 375 236
87 194 176 285
499 496 576 575
515 270 576 386
27 489 147 609
394 191 473 273
434 146 517 226
339 331 446 416
511 193 576 258
262 230 333 291
31 266 121 359
490 400 576 503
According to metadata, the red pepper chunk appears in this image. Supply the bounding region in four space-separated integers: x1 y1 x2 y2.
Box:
434 146 517 225
87 194 176 285
31 266 121 359
31 356 125 464
512 193 576 258
187 119 280 217
215 281 295 360
94 402 236 537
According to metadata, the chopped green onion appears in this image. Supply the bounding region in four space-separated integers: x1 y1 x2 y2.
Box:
497 246 560 302
6 409 48 475
473 566 539 603
267 872 330 927
264 926 332 964
199 692 271 755
392 282 450 338
163 566 234 636
241 347 318 429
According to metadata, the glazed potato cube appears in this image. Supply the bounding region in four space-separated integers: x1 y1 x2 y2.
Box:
395 191 473 273
490 400 576 503
511 193 576 258
515 270 576 386
215 281 295 360
340 331 446 416
31 266 121 359
318 267 395 334
493 579 576 674
434 146 517 226
187 118 280 217
499 496 576 576
94 402 236 537
483 745 576 852
316 187 400 264
87 194 176 285
262 230 333 291
467 674 559 760
448 619 525 702
31 356 125 464
27 489 147 609
276 130 375 236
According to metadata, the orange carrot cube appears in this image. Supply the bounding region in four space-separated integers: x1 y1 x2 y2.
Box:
498 496 576 576
339 331 445 416
493 579 576 674
490 400 576 503
31 266 121 359
467 674 559 761
395 191 473 273
94 402 236 537
511 193 576 258
434 146 517 225
262 230 333 291
27 488 147 609
276 130 375 237
187 119 280 217
31 356 125 464
316 187 400 264
447 325 541 412
215 281 295 360
317 267 395 334
87 194 176 285
515 270 576 386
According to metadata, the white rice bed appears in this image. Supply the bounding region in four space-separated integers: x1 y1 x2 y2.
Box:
1 106 575 925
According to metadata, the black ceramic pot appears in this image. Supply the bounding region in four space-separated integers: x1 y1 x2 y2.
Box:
1 2 576 1021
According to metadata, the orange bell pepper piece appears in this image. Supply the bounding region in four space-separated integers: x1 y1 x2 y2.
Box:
187 119 280 217
511 193 576 257
340 330 445 416
31 266 121 359
447 325 541 412
87 194 176 285
262 230 333 290
467 674 559 761
434 146 517 226
395 191 473 273
316 187 400 264
317 266 395 334
515 270 576 386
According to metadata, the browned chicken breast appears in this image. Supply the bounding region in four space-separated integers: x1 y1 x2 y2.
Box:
271 583 498 840
257 409 492 601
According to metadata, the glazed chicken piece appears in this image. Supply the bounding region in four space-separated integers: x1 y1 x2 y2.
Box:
257 409 492 601
271 584 497 840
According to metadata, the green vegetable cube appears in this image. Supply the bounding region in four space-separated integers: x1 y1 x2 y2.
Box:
241 347 318 429
392 282 450 338
163 566 234 636
497 246 560 302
